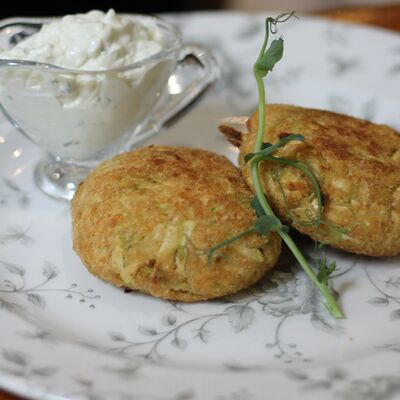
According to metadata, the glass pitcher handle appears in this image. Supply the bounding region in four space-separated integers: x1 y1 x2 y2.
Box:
128 44 220 148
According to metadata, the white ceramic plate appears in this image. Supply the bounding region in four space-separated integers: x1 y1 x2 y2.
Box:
1 11 400 400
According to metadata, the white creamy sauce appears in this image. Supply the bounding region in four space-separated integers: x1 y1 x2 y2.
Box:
0 10 177 160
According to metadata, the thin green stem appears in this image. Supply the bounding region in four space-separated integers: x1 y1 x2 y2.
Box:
207 227 255 259
254 70 267 151
251 156 343 318
251 164 274 215
265 156 323 224
280 231 343 318
252 62 343 318
253 23 270 151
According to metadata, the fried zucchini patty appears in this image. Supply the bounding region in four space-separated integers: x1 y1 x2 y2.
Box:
223 104 400 257
71 146 281 301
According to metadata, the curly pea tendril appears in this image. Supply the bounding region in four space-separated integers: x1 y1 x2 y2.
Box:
207 12 344 319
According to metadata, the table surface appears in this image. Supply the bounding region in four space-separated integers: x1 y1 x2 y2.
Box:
1 3 400 400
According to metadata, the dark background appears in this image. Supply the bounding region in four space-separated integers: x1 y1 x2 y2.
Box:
1 1 224 18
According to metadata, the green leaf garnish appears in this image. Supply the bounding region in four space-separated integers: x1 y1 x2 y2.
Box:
254 38 284 77
249 12 343 318
204 11 343 319
316 255 337 286
205 227 254 264
244 133 304 163
244 133 324 226
205 213 287 264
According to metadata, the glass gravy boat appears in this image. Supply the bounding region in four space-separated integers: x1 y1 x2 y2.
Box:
0 15 219 200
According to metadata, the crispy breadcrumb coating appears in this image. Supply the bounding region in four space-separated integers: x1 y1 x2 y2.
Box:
71 146 281 301
222 104 400 256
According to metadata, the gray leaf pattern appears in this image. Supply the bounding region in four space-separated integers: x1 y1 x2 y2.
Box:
389 309 400 321
226 305 255 333
0 178 30 208
42 262 58 280
303 380 332 390
365 268 400 320
19 329 58 345
27 293 45 309
2 178 20 192
0 297 25 315
388 64 400 76
101 363 140 379
175 390 195 400
1 261 25 277
328 55 359 76
310 313 339 334
162 313 177 326
109 332 126 342
385 277 400 289
171 337 187 351
380 343 400 352
31 366 58 377
0 261 101 311
285 370 309 381
326 367 347 380
138 326 158 336
0 366 25 378
368 297 389 306
86 249 345 363
0 226 34 246
336 376 400 400
2 349 29 366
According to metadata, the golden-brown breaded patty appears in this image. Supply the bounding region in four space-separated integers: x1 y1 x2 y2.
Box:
71 146 281 301
220 104 400 257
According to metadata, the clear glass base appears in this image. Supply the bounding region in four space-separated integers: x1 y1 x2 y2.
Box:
34 155 90 201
